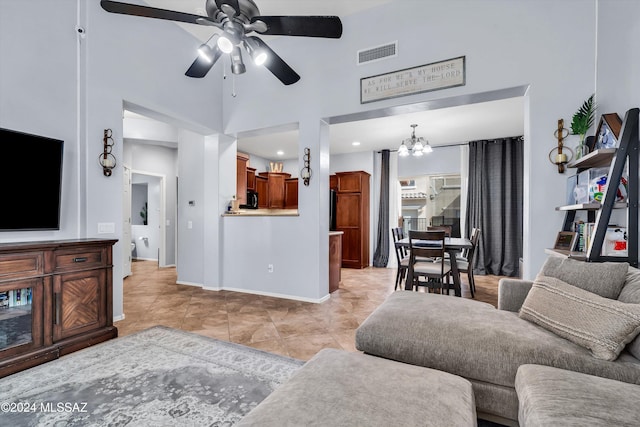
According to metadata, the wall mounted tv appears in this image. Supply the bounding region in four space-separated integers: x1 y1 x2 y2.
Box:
0 128 64 231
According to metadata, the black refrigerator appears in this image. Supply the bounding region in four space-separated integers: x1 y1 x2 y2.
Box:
329 189 337 231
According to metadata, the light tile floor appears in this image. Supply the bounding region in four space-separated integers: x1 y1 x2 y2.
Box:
115 260 502 360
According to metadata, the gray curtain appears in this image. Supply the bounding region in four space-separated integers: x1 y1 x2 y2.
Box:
466 137 523 277
373 149 390 267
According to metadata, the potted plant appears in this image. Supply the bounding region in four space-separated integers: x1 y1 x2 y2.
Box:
570 94 596 158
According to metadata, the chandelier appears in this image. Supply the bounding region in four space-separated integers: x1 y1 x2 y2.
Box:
398 124 433 157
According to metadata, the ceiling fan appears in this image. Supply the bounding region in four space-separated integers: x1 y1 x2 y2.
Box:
100 0 343 85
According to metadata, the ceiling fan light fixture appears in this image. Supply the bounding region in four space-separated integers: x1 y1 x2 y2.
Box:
217 35 235 54
230 46 246 74
197 44 214 63
244 38 268 66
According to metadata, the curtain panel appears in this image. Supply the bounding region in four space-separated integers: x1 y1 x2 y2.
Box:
466 137 523 277
373 149 390 267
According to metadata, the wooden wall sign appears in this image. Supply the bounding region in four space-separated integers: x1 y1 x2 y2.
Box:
360 56 465 104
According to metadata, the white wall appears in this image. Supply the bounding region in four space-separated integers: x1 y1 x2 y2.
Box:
398 145 463 178
0 0 79 242
221 0 597 287
0 0 223 320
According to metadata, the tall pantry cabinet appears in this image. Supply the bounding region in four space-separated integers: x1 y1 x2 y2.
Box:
334 171 370 269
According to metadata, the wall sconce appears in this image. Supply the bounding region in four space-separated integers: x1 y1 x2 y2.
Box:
300 147 312 186
548 119 573 173
99 128 116 176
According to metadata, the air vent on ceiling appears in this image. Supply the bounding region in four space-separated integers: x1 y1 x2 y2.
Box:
357 41 398 65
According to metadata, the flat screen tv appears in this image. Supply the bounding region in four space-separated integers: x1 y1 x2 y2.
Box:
0 128 64 231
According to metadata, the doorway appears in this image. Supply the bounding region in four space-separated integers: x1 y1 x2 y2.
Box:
130 172 166 267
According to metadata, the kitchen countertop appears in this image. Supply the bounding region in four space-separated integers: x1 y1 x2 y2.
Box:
223 208 299 217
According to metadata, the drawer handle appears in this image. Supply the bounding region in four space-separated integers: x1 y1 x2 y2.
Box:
73 257 88 263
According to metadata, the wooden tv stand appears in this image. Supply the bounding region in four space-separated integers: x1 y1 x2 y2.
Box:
0 238 118 378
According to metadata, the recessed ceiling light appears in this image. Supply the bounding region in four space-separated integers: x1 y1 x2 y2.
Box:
352 141 361 146
277 150 284 156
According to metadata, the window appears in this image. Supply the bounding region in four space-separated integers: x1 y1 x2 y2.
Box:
400 174 461 236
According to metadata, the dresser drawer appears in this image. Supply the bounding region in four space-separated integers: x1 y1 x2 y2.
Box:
0 252 44 282
53 247 107 272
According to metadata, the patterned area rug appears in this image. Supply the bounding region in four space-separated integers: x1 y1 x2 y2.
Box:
0 326 303 426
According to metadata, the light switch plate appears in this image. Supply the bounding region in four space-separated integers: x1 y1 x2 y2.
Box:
98 222 115 234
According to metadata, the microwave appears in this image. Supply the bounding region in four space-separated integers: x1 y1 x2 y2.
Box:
241 190 258 209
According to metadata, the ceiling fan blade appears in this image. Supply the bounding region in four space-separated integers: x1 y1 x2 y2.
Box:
250 16 342 38
100 0 217 26
249 37 300 85
185 46 223 78
215 0 241 16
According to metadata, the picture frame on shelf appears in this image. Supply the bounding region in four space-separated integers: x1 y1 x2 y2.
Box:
595 113 622 150
554 231 578 251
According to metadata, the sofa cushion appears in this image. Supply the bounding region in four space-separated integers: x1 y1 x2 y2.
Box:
356 292 640 390
236 348 477 427
619 266 640 359
515 364 640 427
539 257 628 299
519 275 640 361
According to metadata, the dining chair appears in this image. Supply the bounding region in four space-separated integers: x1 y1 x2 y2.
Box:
391 227 410 290
407 230 452 294
448 228 481 297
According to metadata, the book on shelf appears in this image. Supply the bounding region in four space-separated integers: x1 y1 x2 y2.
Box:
573 221 595 253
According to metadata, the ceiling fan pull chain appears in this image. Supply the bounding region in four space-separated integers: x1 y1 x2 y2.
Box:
232 74 237 98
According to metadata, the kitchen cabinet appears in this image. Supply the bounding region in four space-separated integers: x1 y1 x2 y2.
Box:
335 171 370 269
258 172 292 209
285 178 298 209
236 153 250 205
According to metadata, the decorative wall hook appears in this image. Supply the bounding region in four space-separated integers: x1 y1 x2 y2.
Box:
300 147 312 186
549 119 572 173
99 129 116 176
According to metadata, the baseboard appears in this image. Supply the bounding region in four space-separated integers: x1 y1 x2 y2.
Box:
132 257 158 262
113 314 125 322
175 281 329 304
176 280 204 287
222 286 330 304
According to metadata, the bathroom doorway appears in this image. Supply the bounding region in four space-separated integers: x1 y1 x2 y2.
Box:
130 171 166 267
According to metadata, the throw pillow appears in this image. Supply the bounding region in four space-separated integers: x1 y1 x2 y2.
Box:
618 266 640 359
519 275 640 361
539 257 628 299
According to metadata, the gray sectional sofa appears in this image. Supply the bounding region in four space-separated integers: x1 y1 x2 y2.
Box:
355 257 640 425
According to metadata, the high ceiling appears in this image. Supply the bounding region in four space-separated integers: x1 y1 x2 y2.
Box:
123 1 525 159
143 0 395 42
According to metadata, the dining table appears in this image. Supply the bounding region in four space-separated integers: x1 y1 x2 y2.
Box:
396 237 473 297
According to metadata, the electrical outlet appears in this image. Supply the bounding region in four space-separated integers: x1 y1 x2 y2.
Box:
268 264 274 273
